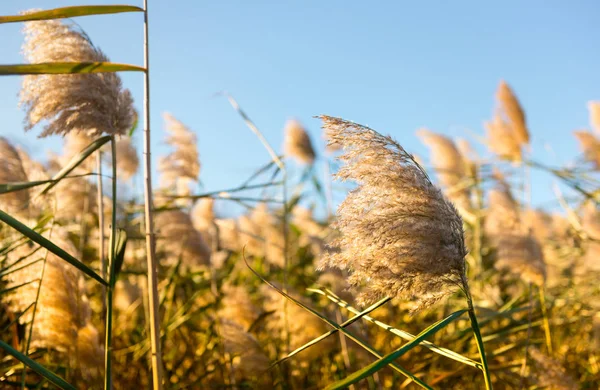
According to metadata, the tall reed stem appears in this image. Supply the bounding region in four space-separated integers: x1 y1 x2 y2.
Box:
104 136 117 390
142 1 164 388
97 151 106 330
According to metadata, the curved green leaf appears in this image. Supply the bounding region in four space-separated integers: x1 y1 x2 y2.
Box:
0 209 108 286
0 5 143 24
0 340 76 390
325 309 467 390
0 62 145 75
39 136 111 196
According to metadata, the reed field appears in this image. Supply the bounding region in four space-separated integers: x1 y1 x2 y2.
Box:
0 4 599 390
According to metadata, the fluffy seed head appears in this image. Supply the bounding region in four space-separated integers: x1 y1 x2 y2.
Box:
318 116 468 311
155 210 211 269
0 137 30 215
283 119 316 164
159 113 201 193
417 129 472 211
496 80 529 145
573 130 600 169
20 18 134 137
485 114 523 162
588 101 600 134
113 135 139 180
218 320 270 381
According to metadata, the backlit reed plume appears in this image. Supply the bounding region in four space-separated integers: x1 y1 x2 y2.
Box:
292 206 327 255
60 131 95 170
283 119 316 164
191 198 215 244
573 130 600 169
581 203 600 272
218 320 270 382
215 218 241 252
417 129 472 212
159 113 201 193
154 210 211 269
589 101 600 134
485 188 546 285
20 18 134 137
218 284 261 330
496 80 529 145
76 323 104 382
6 232 94 353
52 176 97 223
113 135 139 180
484 114 523 162
261 285 336 360
17 146 50 213
238 203 285 267
318 116 468 311
527 347 577 390
0 137 30 215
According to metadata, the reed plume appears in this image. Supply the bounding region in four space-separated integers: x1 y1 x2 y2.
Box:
417 129 472 211
218 284 261 330
485 114 523 162
573 130 600 169
113 135 139 180
496 80 529 145
485 188 546 285
218 320 270 382
589 101 600 134
154 210 211 269
527 347 577 390
0 137 30 215
317 116 468 311
6 232 92 353
20 18 134 137
159 113 201 193
283 119 316 164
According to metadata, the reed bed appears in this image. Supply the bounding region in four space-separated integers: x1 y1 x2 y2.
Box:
0 6 599 390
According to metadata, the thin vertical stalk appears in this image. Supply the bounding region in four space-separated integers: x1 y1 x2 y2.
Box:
104 137 117 390
539 284 553 354
334 309 356 390
142 1 164 388
97 151 106 329
463 280 492 390
467 303 493 390
324 159 334 220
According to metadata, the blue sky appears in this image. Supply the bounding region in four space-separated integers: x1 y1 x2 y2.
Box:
1 1 599 215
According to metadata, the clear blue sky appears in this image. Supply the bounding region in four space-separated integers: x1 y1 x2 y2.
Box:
1 1 599 215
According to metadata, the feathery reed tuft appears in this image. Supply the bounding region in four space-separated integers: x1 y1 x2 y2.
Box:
113 135 139 180
317 116 468 311
589 101 600 134
496 80 529 144
20 17 134 137
155 209 211 269
0 137 30 215
283 119 316 164
159 113 201 193
417 129 472 211
573 130 600 169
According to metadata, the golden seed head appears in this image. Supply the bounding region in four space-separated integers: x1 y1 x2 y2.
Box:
20 18 134 137
318 116 468 311
284 119 316 164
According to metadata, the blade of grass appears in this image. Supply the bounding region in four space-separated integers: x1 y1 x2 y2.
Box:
0 5 143 23
0 62 145 75
39 136 111 196
0 210 107 286
308 287 482 370
325 309 467 390
0 340 75 390
242 253 432 389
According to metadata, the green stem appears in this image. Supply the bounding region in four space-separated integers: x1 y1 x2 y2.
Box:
539 285 553 354
104 136 117 390
467 298 493 390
